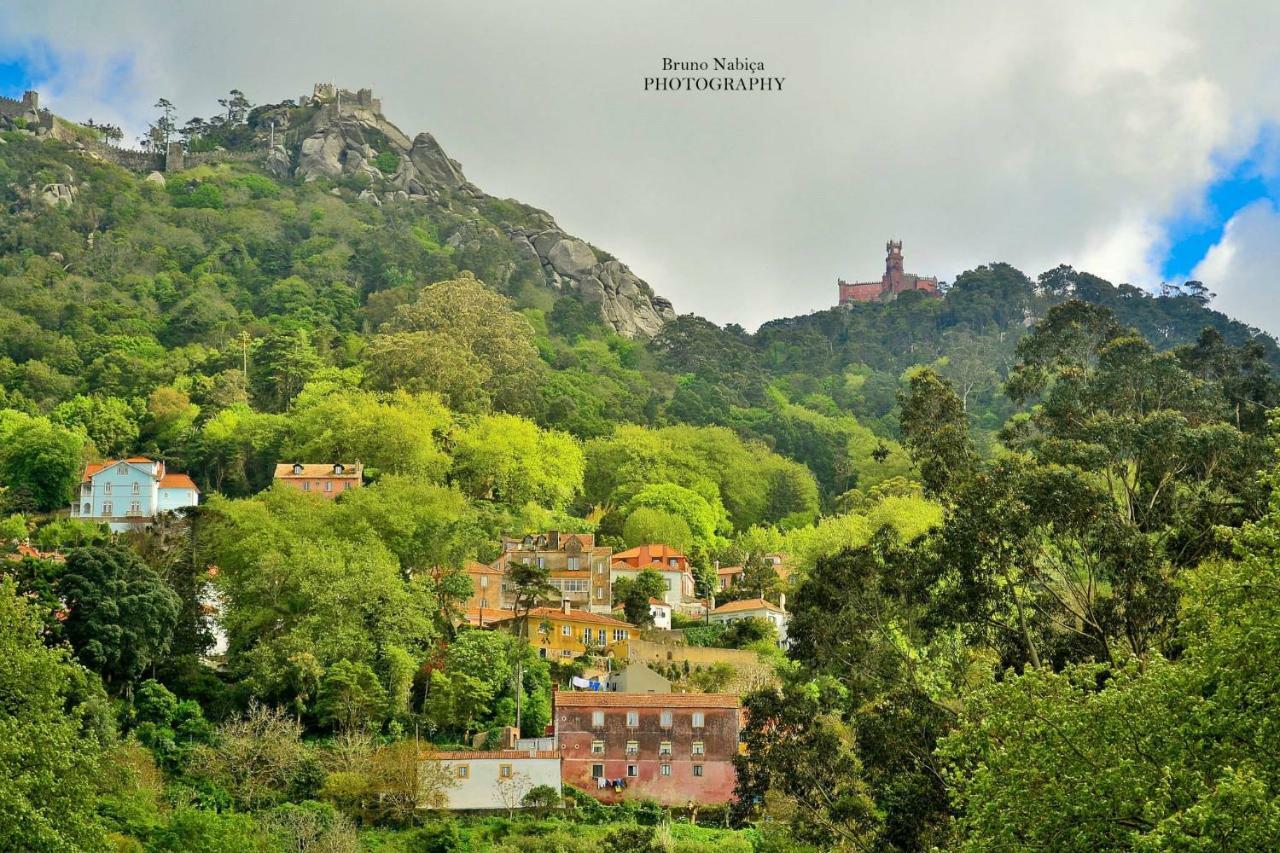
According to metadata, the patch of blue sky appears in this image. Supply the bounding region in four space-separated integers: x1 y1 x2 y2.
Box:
1161 129 1280 280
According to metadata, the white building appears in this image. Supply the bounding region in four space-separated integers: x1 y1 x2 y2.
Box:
610 565 695 609
648 598 673 630
422 750 561 810
708 597 789 647
70 457 200 532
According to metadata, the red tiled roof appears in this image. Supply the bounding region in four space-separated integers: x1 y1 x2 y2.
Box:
274 463 363 480
648 598 670 608
555 692 740 708
712 597 784 615
716 565 744 576
159 473 199 491
424 750 560 760
467 561 504 576
489 607 633 628
614 543 687 562
615 560 691 574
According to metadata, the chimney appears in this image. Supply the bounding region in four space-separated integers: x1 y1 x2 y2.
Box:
561 599 572 615
548 531 560 549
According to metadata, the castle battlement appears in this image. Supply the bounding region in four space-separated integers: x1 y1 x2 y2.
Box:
304 83 381 116
0 90 40 118
838 240 939 305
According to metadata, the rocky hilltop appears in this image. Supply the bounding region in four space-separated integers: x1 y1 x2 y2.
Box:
261 84 674 337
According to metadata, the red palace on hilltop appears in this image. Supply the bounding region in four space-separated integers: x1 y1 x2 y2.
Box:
838 240 940 305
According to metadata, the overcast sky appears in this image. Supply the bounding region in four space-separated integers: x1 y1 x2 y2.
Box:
5 1 1280 332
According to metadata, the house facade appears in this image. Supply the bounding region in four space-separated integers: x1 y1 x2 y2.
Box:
489 602 633 660
70 457 199 532
463 561 506 626
648 598 673 630
709 597 789 646
420 750 561 810
555 692 740 805
612 543 695 609
273 462 363 498
494 532 612 613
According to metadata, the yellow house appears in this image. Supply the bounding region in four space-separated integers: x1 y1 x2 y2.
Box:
490 601 633 660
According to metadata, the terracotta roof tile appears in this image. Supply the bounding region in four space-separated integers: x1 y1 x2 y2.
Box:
716 565 744 575
159 473 199 491
424 750 560 760
614 543 687 561
490 607 633 628
274 463 363 479
555 692 740 709
712 597 784 615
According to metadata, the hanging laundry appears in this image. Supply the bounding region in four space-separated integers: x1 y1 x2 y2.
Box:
571 676 592 689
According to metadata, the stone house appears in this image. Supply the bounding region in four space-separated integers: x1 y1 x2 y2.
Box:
494 532 613 613
709 597 790 647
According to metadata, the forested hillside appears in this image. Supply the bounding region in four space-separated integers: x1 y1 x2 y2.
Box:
3 89 1280 851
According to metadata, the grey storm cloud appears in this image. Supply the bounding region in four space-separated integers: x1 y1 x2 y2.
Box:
6 0 1280 331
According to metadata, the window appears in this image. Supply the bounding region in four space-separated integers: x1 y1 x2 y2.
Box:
103 502 113 517
567 556 580 571
669 557 678 567
561 625 571 636
627 765 638 777
660 763 671 776
499 764 513 779
660 710 672 728
537 556 545 568
132 482 140 495
480 576 489 589
582 628 592 644
596 588 604 600
592 711 605 728
302 481 311 491
592 763 604 779
343 482 351 490
692 741 705 756
693 764 704 778
104 483 112 495
560 650 572 658
292 463 304 475
455 764 469 779
591 740 604 755
626 740 638 755
659 741 672 756
129 501 141 515
613 629 628 642
692 712 705 728
479 598 488 608
81 503 90 515
597 629 606 644
626 711 639 727
324 481 333 492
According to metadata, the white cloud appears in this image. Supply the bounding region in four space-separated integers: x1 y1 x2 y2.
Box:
1192 200 1280 335
5 1 1280 328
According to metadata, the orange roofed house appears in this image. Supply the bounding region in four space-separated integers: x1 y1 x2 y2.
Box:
70 457 199 532
273 462 363 498
611 543 696 609
488 600 633 660
494 532 613 614
555 691 742 805
838 240 939 305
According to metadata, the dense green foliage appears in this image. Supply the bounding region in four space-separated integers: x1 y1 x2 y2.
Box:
3 98 1280 850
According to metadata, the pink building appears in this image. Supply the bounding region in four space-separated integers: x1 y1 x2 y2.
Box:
554 692 741 805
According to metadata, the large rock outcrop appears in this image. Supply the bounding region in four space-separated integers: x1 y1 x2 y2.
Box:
284 84 674 337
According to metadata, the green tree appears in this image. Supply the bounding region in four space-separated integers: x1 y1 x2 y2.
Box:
51 395 141 458
58 544 181 692
316 659 389 732
619 567 666 626
0 577 109 851
0 411 88 512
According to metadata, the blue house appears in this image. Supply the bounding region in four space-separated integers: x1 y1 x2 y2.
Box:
70 457 200 532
